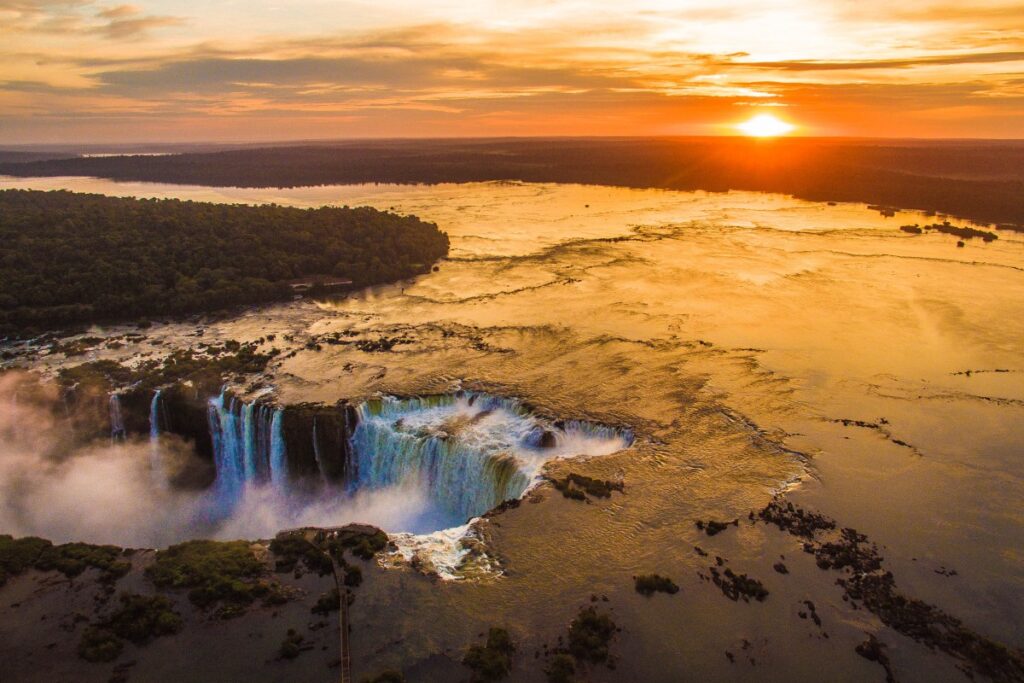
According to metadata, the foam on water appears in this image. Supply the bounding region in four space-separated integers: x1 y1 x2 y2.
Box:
154 388 633 577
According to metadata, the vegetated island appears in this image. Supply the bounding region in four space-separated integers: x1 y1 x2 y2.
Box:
0 189 449 332
2 138 1023 226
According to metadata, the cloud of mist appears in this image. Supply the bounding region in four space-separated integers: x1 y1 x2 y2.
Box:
0 372 434 548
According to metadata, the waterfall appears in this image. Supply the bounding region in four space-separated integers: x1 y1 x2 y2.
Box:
269 408 287 492
198 388 630 533
241 402 258 484
108 393 125 443
349 392 632 526
149 389 166 487
207 389 287 511
208 391 244 510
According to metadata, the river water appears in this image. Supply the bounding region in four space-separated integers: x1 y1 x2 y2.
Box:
1 175 1021 681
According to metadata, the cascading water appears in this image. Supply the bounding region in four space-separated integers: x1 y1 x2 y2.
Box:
149 389 166 487
350 393 634 530
108 393 125 443
154 387 630 577
269 409 287 492
206 389 285 514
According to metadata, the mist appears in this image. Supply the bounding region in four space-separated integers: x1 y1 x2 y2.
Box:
0 372 434 548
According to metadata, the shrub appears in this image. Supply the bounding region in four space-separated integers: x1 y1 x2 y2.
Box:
0 535 128 585
106 593 182 644
35 542 130 582
463 627 515 682
0 535 51 586
279 629 304 660
342 530 389 560
344 565 363 587
146 540 264 609
710 567 769 602
269 534 333 575
544 654 576 683
634 574 679 596
312 588 340 616
568 607 616 664
78 626 123 663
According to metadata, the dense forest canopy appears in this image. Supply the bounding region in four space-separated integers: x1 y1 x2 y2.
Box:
0 189 449 331
1 138 1022 226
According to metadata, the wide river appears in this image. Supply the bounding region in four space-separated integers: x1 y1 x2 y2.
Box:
2 175 1022 681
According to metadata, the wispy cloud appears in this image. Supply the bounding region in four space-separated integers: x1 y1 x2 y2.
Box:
0 0 1022 141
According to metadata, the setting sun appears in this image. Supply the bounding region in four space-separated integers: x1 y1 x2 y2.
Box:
736 114 796 137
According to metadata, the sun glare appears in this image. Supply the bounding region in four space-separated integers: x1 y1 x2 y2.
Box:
737 114 795 137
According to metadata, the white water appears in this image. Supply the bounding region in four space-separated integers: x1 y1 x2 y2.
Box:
204 389 286 518
148 388 632 575
149 389 166 488
108 393 125 443
351 393 632 530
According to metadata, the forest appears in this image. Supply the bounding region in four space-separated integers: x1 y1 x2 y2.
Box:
0 189 449 332
1 138 1022 226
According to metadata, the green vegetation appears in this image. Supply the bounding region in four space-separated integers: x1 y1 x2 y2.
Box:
269 534 334 576
344 564 363 587
5 140 1023 226
311 588 340 615
0 535 51 586
271 526 384 600
78 626 124 662
343 529 390 560
35 542 131 582
270 527 388 578
634 574 679 596
544 654 576 683
567 607 616 664
146 540 266 610
0 535 129 585
0 189 449 332
78 593 182 663
279 628 305 660
105 593 183 644
462 627 515 682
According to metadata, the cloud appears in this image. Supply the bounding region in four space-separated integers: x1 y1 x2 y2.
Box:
96 3 138 19
1 1 1023 140
95 14 183 39
738 51 1024 71
0 0 182 39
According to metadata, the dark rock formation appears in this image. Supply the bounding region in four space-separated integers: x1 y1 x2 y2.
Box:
281 402 356 485
157 383 215 461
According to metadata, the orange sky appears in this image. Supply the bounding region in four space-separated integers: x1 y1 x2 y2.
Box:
1 0 1023 143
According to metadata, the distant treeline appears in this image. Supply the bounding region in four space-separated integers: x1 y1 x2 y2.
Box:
1 138 1023 226
0 189 449 331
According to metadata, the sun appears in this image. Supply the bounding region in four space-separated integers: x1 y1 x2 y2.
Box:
736 113 795 137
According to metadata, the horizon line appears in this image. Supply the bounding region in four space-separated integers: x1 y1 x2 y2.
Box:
4 133 1024 151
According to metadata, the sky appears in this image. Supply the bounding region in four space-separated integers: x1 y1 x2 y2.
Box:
1 0 1023 143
